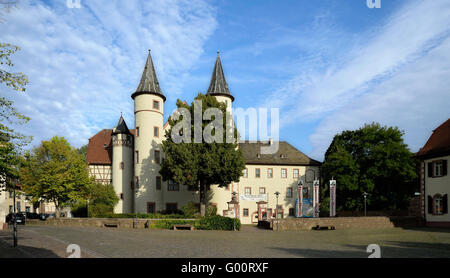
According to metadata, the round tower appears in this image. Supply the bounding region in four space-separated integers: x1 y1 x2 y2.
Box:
112 115 134 213
131 50 166 213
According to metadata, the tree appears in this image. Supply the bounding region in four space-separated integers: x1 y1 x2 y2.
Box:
86 183 119 217
322 123 419 212
77 144 88 161
0 43 31 193
160 93 246 216
20 136 93 217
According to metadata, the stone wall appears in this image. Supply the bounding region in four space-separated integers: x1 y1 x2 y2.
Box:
26 218 196 229
271 216 424 231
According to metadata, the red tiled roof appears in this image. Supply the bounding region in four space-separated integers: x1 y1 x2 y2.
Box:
86 129 135 165
416 118 450 159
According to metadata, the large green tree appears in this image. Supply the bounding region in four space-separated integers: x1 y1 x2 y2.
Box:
20 136 93 217
322 123 419 212
160 93 246 216
0 43 30 192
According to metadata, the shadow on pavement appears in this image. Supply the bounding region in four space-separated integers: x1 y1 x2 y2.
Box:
0 233 60 258
268 247 365 258
342 241 450 258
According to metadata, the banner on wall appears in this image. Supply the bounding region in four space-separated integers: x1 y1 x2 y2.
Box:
297 185 303 218
330 180 336 217
313 180 320 218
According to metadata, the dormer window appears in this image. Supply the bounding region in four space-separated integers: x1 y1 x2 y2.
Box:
103 144 107 148
256 154 261 158
280 154 286 158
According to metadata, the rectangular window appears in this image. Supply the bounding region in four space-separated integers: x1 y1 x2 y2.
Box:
135 176 139 189
153 100 160 110
155 150 160 164
243 208 249 217
267 168 273 178
289 208 295 216
136 127 140 137
154 126 159 138
166 203 178 213
255 168 260 178
9 191 13 198
156 176 162 190
281 168 287 178
26 207 31 213
9 205 13 213
286 187 293 198
243 168 248 178
259 187 266 194
434 161 443 177
120 162 124 170
293 169 299 179
135 151 139 164
168 180 180 191
147 202 156 214
245 187 251 195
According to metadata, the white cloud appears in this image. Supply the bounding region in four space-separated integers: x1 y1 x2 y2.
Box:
262 0 450 160
1 0 217 148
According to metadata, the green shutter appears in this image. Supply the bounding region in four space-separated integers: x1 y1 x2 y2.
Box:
428 195 433 214
443 160 448 176
443 194 448 214
428 163 433 177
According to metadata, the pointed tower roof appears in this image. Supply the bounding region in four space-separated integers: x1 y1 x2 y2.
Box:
131 50 166 101
206 51 234 102
112 115 131 135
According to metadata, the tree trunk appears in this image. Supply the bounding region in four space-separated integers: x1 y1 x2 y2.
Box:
55 201 61 218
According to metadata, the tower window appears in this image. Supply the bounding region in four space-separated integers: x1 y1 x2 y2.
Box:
155 150 160 164
154 126 159 138
153 100 160 110
156 176 162 190
136 127 140 137
135 176 139 189
255 168 260 178
120 162 124 170
281 168 287 178
268 168 273 178
135 151 139 164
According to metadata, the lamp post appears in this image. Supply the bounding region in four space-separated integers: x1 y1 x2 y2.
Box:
274 191 280 231
363 192 368 216
13 183 17 247
232 191 237 231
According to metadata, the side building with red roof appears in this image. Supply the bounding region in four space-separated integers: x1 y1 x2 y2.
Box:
416 118 450 227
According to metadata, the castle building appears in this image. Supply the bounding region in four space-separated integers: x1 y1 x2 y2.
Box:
86 51 321 224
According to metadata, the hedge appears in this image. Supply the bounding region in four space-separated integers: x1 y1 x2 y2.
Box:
96 213 195 219
196 215 241 231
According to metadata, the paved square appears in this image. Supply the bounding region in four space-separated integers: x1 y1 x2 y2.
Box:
1 225 450 258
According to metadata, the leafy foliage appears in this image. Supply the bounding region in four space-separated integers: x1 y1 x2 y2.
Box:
20 136 94 216
322 123 419 211
0 43 31 193
160 93 246 215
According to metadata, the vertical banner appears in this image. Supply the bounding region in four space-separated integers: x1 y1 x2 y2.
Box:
313 180 320 218
330 180 336 217
297 185 303 218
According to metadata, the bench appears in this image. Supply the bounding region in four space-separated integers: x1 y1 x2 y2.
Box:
312 225 335 230
104 223 119 228
173 224 194 231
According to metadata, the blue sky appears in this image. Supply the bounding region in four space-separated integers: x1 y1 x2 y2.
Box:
1 0 449 161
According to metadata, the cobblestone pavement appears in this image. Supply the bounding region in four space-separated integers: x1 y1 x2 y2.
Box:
1 225 450 258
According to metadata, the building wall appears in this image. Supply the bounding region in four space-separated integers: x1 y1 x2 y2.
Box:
89 164 112 184
424 155 450 223
225 164 321 224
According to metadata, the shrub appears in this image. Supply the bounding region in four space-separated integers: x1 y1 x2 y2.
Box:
206 206 217 216
196 215 240 231
153 219 199 229
181 202 200 218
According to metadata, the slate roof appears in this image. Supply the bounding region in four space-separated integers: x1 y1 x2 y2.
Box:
86 129 135 165
112 115 131 135
131 50 166 101
206 52 234 101
238 141 321 166
416 118 450 159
